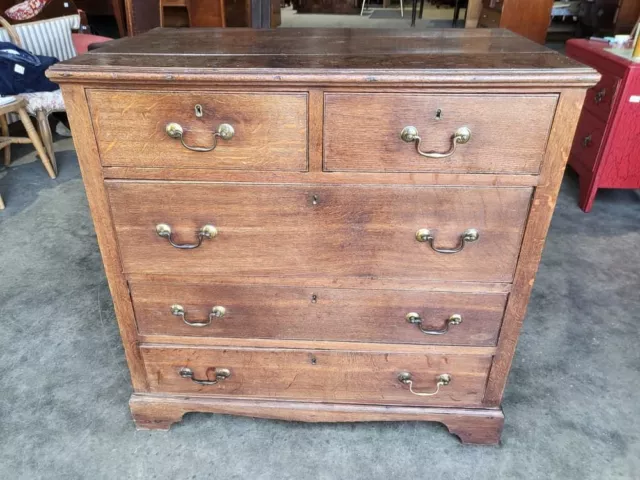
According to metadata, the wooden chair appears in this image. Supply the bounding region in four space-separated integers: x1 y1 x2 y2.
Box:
0 97 56 178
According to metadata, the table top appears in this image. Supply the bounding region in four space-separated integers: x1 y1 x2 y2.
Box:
49 28 599 87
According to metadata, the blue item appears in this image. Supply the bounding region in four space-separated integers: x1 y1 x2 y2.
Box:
0 41 59 95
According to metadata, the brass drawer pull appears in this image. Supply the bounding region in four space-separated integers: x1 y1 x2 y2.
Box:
406 313 462 335
171 304 226 327
582 135 592 148
415 228 479 254
179 367 231 385
165 122 234 152
594 88 606 104
155 223 217 249
398 372 451 397
400 126 471 159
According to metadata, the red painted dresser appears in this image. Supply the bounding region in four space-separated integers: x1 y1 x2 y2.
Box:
566 39 640 212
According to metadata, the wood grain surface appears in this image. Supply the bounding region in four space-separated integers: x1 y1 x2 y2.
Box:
129 394 505 444
130 281 507 346
324 93 557 174
88 90 308 170
107 182 532 282
140 345 493 407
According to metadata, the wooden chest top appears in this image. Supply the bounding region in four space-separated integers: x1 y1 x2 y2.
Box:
48 28 598 87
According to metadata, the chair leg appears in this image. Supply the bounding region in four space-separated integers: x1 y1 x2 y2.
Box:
17 107 56 179
411 0 418 25
418 0 424 18
36 110 57 175
0 114 10 166
453 0 459 26
360 0 366 15
0 193 4 209
400 0 404 17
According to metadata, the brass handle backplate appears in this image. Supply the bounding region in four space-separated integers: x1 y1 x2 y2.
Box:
406 313 462 335
155 223 217 249
594 88 606 104
398 372 451 397
165 122 234 152
179 367 231 385
415 228 479 254
400 126 471 159
171 304 226 327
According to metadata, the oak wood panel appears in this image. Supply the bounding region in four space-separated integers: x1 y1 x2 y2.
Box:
131 281 508 346
126 273 513 293
87 90 308 171
324 94 557 174
140 345 493 407
107 182 533 282
129 394 505 444
483 89 586 405
102 168 541 187
60 85 148 392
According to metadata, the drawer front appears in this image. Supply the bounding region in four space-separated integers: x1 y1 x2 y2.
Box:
323 94 556 174
107 182 532 283
570 110 605 172
140 345 492 407
583 73 619 122
87 90 308 171
478 8 501 28
131 281 507 346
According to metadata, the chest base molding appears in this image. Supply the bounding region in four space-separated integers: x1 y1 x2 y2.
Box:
130 394 505 445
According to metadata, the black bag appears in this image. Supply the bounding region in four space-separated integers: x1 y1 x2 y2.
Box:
0 41 59 95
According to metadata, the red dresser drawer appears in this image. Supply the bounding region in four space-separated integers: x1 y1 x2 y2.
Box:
583 73 619 122
570 109 605 172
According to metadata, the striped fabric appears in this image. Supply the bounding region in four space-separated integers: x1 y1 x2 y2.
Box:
0 14 79 61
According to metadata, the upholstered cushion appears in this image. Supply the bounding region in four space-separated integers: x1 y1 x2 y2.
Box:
0 14 80 61
21 89 65 115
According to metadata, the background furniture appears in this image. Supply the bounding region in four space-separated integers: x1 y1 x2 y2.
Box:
566 38 640 212
476 0 555 43
51 28 596 444
0 97 55 178
362 0 404 17
0 14 111 173
296 0 358 13
160 0 226 27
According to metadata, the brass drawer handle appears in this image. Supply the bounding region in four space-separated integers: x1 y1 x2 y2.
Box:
415 228 479 254
400 126 471 159
155 223 217 249
179 367 231 385
165 122 234 152
582 135 592 148
594 88 606 104
171 304 226 327
398 372 451 397
406 313 462 335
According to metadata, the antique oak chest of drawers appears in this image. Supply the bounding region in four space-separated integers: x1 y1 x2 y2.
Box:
49 28 598 444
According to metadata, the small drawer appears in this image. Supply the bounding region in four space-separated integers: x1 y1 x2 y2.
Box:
131 281 507 346
478 8 501 28
323 93 557 174
87 90 308 171
107 182 532 283
570 109 605 172
583 73 619 122
140 345 492 407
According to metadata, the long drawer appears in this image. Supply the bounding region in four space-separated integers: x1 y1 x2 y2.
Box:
140 345 492 407
107 182 532 283
87 90 308 171
323 93 557 174
131 281 507 346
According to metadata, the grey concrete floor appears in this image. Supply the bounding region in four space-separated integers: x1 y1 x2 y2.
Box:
1 136 639 479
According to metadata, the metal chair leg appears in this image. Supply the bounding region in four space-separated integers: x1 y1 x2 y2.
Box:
400 0 404 17
360 0 367 15
411 0 418 25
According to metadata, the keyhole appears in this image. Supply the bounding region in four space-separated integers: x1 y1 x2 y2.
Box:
311 294 317 304
195 104 203 118
310 355 317 365
312 195 319 205
435 109 443 120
